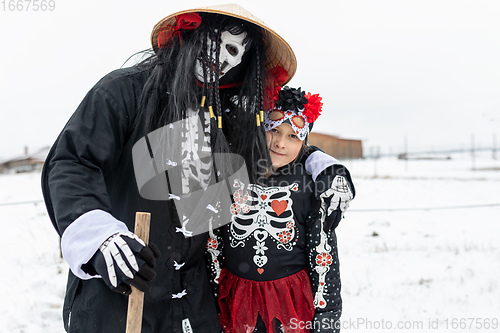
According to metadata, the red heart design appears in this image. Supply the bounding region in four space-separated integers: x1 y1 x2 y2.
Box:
257 268 264 274
319 301 325 306
261 195 267 201
270 200 287 216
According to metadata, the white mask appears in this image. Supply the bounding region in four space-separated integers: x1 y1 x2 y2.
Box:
195 30 247 82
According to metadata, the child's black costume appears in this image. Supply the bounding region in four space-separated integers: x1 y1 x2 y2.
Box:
206 87 355 333
207 159 355 333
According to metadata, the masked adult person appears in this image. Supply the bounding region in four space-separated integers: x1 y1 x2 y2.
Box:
42 4 345 332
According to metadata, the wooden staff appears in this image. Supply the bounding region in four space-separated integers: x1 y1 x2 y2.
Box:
125 212 151 333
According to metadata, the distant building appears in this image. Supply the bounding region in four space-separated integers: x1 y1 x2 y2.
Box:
0 146 50 173
308 133 363 159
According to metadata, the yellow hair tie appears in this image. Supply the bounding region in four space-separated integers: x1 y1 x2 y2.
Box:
259 110 264 122
256 113 261 126
218 116 222 129
209 106 215 118
201 96 206 108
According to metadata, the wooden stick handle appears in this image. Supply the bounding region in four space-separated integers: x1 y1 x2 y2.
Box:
125 212 151 333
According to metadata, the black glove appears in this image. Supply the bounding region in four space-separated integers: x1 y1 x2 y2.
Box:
82 231 161 295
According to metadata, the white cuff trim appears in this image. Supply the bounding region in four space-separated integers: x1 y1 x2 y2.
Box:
305 150 340 181
61 209 129 280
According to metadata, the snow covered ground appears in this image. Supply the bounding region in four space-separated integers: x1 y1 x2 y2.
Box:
337 151 500 333
0 172 67 332
1 151 499 332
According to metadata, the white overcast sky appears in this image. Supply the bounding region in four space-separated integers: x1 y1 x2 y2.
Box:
1 0 499 159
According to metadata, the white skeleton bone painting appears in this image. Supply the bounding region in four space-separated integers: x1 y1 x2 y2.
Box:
228 179 299 273
321 175 353 218
180 109 212 194
311 174 352 309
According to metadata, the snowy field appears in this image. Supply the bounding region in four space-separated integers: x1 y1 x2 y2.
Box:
1 151 499 333
338 152 500 333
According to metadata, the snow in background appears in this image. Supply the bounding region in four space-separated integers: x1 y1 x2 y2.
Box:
0 173 66 332
0 151 499 332
338 151 500 332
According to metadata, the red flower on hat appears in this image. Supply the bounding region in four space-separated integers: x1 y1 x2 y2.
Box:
303 92 323 123
263 85 282 110
158 13 202 48
263 66 289 110
265 66 289 89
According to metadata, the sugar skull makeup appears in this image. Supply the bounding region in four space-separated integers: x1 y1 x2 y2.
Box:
264 109 309 141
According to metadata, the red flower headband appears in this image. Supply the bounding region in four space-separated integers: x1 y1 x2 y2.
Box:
265 86 323 124
302 92 323 123
263 86 323 140
157 13 202 48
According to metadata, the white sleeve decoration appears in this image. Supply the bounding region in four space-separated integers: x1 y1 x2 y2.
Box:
206 216 222 284
305 150 340 181
61 209 129 280
312 211 332 309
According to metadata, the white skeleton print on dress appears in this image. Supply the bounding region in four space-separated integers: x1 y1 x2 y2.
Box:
311 174 353 309
180 109 213 194
229 179 299 273
206 223 221 283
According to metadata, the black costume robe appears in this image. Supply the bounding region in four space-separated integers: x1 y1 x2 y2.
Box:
42 67 222 332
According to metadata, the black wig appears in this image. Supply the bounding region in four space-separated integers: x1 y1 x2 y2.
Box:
136 13 271 183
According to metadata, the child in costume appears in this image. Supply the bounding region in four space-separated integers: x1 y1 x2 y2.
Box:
206 86 355 332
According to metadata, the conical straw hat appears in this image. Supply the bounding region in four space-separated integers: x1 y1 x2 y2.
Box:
151 4 297 85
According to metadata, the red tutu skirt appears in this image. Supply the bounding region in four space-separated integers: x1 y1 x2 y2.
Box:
218 267 314 333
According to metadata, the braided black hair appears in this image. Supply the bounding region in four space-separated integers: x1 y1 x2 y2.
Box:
136 12 271 183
